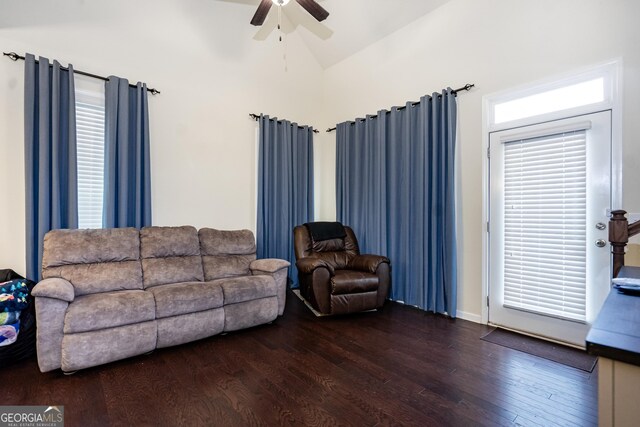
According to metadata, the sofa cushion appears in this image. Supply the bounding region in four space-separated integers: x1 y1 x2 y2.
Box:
331 270 379 295
42 228 143 296
141 226 201 258
43 228 140 267
149 281 224 319
199 228 257 281
140 226 204 288
199 228 256 256
201 255 256 281
44 262 143 297
64 290 155 334
215 275 276 305
142 257 204 289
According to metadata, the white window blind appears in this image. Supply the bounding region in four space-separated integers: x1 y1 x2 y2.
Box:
75 89 105 229
503 130 587 322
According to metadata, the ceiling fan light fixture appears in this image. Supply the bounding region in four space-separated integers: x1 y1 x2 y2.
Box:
251 0 329 27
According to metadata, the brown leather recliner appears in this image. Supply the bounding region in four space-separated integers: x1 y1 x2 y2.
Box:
293 222 390 315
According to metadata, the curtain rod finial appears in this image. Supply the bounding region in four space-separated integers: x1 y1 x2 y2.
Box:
3 52 20 61
148 88 160 95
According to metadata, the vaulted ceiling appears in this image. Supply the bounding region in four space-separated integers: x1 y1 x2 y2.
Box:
217 0 453 68
0 0 452 70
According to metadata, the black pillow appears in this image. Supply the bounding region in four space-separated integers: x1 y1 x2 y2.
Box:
304 222 346 242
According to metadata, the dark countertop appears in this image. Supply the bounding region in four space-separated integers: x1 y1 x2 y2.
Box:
586 266 640 366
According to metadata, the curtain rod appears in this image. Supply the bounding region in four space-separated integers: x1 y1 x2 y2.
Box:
249 113 320 134
3 51 161 95
325 83 474 132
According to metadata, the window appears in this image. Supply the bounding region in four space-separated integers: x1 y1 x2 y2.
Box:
494 78 604 124
486 61 619 131
75 77 105 229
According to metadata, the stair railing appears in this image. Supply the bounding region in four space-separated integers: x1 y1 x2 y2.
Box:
609 210 640 277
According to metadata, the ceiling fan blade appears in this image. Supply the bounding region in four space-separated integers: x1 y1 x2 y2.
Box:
295 0 329 22
250 0 273 26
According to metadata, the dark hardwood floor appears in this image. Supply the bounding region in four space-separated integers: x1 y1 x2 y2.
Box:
1 290 597 426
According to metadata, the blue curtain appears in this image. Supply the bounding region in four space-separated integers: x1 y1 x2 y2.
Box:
24 54 78 281
103 76 151 228
336 89 458 316
257 115 314 287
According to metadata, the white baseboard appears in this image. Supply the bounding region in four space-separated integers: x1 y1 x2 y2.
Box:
389 299 484 324
456 310 482 324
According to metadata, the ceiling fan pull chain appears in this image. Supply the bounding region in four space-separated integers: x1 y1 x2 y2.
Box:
284 30 288 72
278 4 283 42
279 4 287 71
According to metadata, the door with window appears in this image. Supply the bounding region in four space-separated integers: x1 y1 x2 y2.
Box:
488 111 611 346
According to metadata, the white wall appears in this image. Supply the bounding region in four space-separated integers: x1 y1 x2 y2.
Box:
0 0 324 277
317 0 640 320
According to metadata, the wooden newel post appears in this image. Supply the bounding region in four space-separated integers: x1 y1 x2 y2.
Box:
609 210 629 277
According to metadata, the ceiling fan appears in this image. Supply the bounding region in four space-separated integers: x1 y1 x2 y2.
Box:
250 0 329 26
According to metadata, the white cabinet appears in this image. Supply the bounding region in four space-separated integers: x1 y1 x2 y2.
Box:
598 356 640 426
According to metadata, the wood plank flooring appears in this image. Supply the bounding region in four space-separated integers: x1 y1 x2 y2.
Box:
0 290 597 426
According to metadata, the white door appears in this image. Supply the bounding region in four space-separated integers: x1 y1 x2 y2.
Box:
488 111 611 347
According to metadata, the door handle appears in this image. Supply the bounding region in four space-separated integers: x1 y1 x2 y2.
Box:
595 222 606 230
595 239 606 248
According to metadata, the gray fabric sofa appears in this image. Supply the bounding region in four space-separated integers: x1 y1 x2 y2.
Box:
31 226 289 373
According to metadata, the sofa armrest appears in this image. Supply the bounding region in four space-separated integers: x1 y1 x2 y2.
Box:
250 258 290 274
32 278 74 372
250 259 290 316
296 257 335 276
348 254 390 274
32 277 75 302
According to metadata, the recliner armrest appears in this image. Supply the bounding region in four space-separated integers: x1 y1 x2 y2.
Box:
32 278 75 302
296 257 335 275
250 258 290 274
348 254 390 274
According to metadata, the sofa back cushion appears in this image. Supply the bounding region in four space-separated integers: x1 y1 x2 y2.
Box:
199 228 256 281
140 226 204 288
42 228 143 296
